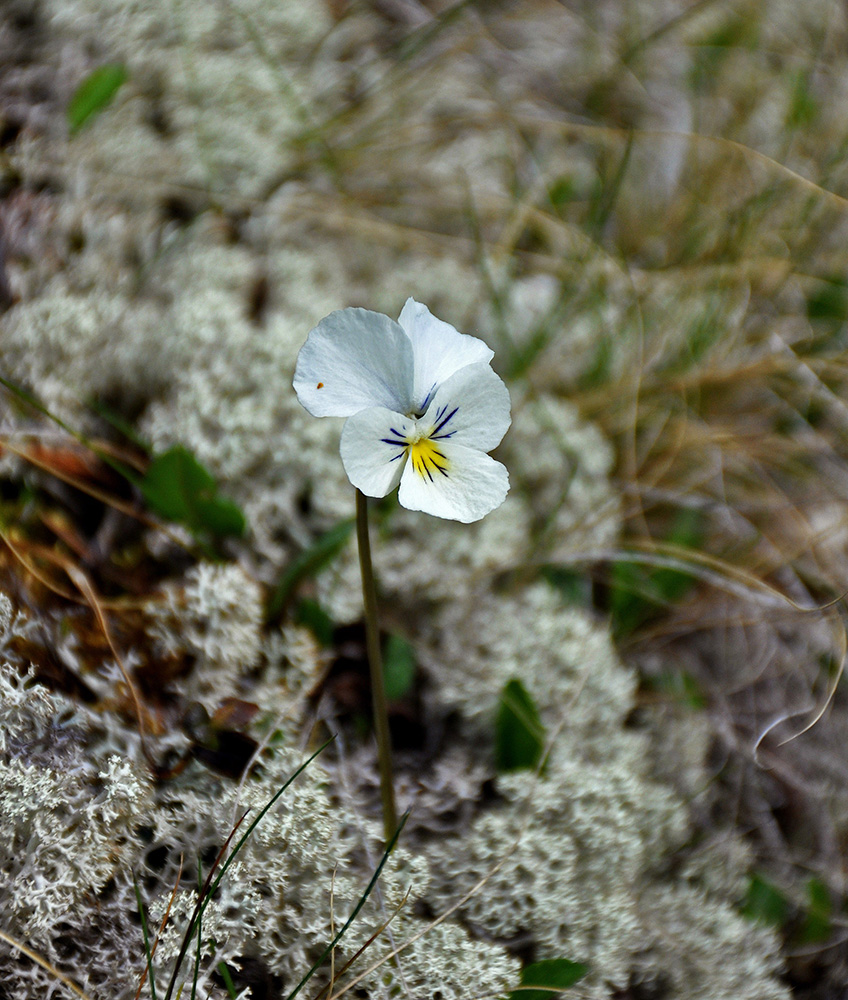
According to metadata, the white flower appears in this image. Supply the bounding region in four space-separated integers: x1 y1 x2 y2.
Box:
293 298 511 523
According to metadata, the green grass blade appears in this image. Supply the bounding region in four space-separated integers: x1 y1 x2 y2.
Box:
285 811 409 1000
217 962 238 999
203 738 335 909
189 859 202 1000
267 519 354 622
133 873 158 1000
0 374 140 485
162 739 334 1000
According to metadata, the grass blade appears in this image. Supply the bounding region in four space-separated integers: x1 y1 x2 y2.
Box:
285 811 409 1000
267 519 354 623
162 739 334 1000
134 874 158 1000
217 962 238 999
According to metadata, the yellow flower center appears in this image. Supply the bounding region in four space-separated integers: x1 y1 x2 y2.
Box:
408 435 450 481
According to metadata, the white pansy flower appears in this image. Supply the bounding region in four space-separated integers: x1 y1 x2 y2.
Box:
293 298 511 523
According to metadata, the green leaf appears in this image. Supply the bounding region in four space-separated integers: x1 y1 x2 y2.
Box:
741 873 789 928
577 335 612 390
192 494 246 539
650 671 707 710
293 598 335 648
140 446 246 540
608 559 656 639
787 69 819 129
806 280 848 323
797 877 832 945
610 508 705 639
548 175 577 210
652 507 704 603
162 740 334 1000
510 958 588 1000
68 64 127 134
383 634 416 700
541 565 592 608
267 519 354 622
495 678 546 773
133 874 158 1000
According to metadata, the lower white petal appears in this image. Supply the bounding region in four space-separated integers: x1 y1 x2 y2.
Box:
398 441 509 523
420 362 511 452
340 407 411 497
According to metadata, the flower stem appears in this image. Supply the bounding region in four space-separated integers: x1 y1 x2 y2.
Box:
355 488 398 843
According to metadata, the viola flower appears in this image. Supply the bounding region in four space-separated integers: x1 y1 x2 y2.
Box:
293 298 511 523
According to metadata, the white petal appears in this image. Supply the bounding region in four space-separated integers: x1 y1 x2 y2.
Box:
340 407 412 497
398 441 509 522
398 298 494 413
294 308 415 417
419 362 511 452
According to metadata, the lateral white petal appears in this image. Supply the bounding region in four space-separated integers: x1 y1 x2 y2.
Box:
419 362 511 452
398 298 494 412
294 308 415 417
340 406 412 498
398 442 509 523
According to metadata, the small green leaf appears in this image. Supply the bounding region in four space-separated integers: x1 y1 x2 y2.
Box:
577 335 612 390
510 958 588 1000
383 634 416 700
293 598 335 648
608 559 655 639
652 507 704 604
140 445 246 540
267 519 354 622
141 446 213 523
541 566 592 608
741 873 789 928
548 176 577 210
68 64 128 134
610 508 705 639
797 877 832 945
650 671 707 710
495 678 546 773
192 495 246 539
787 69 819 129
806 281 848 323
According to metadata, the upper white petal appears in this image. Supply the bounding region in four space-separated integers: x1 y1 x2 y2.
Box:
419 361 511 453
398 442 509 522
340 406 412 498
397 298 494 413
294 308 415 418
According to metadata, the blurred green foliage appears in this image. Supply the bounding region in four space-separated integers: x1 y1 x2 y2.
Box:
68 64 127 134
383 634 416 700
267 519 354 622
610 508 705 639
742 873 789 928
140 445 246 542
495 678 546 774
509 958 588 1000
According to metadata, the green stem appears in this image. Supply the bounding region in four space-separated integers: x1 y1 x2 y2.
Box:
355 489 398 844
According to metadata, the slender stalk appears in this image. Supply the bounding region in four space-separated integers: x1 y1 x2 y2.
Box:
355 489 398 843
